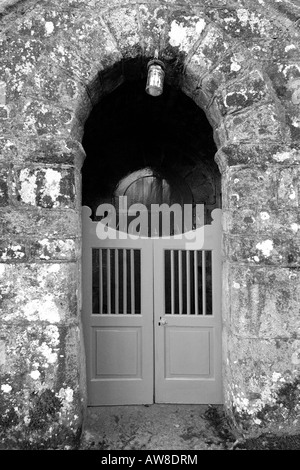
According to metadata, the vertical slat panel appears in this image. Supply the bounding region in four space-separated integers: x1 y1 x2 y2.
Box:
171 250 175 315
186 250 191 315
164 251 170 314
115 249 119 314
202 250 206 316
123 249 127 314
178 250 183 315
194 250 199 316
131 249 135 314
206 250 213 315
99 249 103 315
107 248 111 314
136 250 141 314
92 249 99 314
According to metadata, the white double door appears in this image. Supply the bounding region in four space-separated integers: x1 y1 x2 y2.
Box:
82 207 222 405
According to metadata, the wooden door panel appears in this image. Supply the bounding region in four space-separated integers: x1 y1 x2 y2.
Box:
83 206 222 405
154 209 223 404
88 319 152 405
82 206 154 405
166 327 211 377
94 327 142 377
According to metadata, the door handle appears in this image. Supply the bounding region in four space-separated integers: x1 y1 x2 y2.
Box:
158 316 167 326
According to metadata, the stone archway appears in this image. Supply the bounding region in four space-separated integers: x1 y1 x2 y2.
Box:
0 0 299 448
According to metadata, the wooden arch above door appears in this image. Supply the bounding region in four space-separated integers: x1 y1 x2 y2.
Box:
112 167 196 236
113 167 194 208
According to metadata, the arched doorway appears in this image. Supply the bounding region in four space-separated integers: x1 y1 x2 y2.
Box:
82 80 221 223
1 0 299 447
81 78 222 405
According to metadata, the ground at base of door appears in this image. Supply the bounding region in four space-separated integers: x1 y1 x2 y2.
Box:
79 404 300 451
79 404 235 451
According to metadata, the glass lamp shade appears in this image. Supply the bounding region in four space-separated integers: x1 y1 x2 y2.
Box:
145 60 165 97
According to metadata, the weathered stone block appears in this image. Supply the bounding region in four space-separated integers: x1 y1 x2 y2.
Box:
224 103 285 143
223 207 300 238
0 169 8 206
0 104 9 120
200 46 250 96
165 7 207 56
138 3 169 55
28 64 85 111
0 322 83 449
0 262 78 323
50 7 123 78
12 6 68 40
20 137 85 166
0 240 26 261
265 63 300 141
0 339 5 370
28 12 112 93
64 325 85 385
19 99 74 137
0 207 80 239
225 335 300 432
1 323 63 382
270 62 300 103
223 259 300 430
287 107 300 142
224 233 300 266
216 143 300 167
223 166 278 211
261 61 300 141
0 138 19 162
13 167 76 209
216 70 270 116
0 136 85 166
185 24 231 91
30 238 78 261
52 0 116 9
205 6 276 40
278 167 299 208
223 208 258 235
102 6 141 58
258 208 300 236
3 34 46 99
46 43 92 85
268 0 300 22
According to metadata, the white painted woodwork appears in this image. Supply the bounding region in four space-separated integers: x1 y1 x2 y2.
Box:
82 206 222 405
82 207 153 405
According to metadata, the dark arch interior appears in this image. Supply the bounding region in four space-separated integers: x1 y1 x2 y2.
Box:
82 78 221 220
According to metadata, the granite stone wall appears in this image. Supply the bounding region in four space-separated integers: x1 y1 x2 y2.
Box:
0 0 299 448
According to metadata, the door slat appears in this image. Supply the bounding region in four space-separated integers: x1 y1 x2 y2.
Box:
171 250 175 315
194 250 199 316
123 249 127 314
178 250 183 315
202 250 206 316
131 249 135 314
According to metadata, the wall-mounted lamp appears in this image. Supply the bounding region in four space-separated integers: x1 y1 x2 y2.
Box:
145 50 165 97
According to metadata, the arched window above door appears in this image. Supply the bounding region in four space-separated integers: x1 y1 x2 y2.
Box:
113 167 193 208
112 167 196 236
